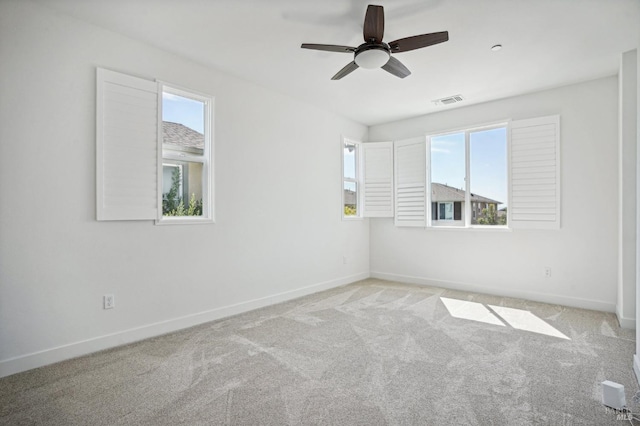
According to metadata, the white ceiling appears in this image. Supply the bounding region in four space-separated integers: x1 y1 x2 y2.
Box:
38 0 640 126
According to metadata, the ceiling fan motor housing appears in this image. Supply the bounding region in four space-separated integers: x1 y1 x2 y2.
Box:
354 44 391 69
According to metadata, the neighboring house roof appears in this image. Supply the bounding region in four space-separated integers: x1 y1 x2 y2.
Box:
343 184 501 206
163 121 204 150
431 182 501 204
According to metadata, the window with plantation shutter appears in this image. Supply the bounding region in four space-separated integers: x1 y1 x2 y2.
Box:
362 142 394 217
509 115 561 229
96 68 214 223
394 137 427 227
96 68 159 221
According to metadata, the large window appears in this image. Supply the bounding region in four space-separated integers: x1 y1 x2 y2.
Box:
342 139 361 218
429 124 507 227
159 85 213 223
391 116 559 230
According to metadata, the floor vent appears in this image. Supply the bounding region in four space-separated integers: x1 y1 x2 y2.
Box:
433 94 464 106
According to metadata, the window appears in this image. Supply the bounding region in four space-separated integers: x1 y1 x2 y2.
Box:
159 85 213 223
439 202 453 220
428 124 508 227
342 138 361 218
469 127 508 226
393 116 559 229
430 132 465 226
96 68 214 223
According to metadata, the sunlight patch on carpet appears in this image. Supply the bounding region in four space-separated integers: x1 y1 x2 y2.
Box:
441 297 570 340
440 297 505 326
489 305 570 340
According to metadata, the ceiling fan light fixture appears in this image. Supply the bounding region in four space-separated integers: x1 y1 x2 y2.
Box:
355 47 390 69
300 5 449 80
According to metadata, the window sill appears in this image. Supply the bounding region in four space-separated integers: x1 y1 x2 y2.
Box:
342 216 364 221
155 217 215 225
426 225 511 232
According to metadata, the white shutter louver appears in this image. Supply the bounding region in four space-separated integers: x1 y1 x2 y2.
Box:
394 137 427 227
362 142 394 217
509 115 560 229
96 68 159 221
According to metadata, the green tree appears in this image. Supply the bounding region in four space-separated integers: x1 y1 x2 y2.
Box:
477 204 506 225
162 167 182 215
162 167 203 217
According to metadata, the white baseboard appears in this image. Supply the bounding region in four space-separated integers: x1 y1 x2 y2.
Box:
370 271 617 313
617 316 636 330
615 305 637 330
0 272 369 378
634 355 640 387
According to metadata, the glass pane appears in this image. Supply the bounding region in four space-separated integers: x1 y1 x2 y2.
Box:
344 181 357 216
162 161 204 217
162 92 205 155
343 143 356 180
444 203 453 220
431 133 465 224
469 127 507 225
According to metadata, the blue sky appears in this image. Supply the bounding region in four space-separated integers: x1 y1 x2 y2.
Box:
162 92 204 133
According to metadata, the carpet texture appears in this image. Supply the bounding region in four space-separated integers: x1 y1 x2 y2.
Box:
0 279 637 425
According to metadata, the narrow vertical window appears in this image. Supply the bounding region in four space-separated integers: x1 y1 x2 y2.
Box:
469 127 507 226
343 139 360 218
159 85 213 223
430 132 465 226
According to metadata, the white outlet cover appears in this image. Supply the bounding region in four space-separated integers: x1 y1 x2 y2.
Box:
104 294 115 309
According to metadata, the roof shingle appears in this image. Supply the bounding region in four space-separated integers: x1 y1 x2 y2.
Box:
163 121 204 150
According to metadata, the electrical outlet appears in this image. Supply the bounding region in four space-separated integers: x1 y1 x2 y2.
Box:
544 267 552 278
104 294 115 309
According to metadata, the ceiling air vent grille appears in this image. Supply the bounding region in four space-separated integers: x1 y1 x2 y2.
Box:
433 95 464 106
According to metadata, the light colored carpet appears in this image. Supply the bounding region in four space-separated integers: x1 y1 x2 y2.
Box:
0 279 637 425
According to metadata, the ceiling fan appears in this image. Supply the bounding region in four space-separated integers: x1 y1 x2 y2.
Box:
301 4 449 80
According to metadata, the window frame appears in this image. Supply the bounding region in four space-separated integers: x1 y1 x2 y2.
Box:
427 121 509 229
156 83 214 225
342 137 363 220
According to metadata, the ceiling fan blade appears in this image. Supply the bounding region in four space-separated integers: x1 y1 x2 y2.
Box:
301 43 356 53
331 61 359 80
381 56 411 79
363 5 384 43
388 31 449 53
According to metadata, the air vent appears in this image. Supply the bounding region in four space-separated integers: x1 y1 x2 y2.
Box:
433 94 464 106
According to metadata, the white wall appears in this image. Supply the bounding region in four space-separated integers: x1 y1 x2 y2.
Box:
0 1 369 377
619 49 638 329
369 77 619 312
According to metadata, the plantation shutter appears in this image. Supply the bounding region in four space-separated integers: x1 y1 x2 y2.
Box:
509 115 561 229
96 68 159 221
362 142 394 217
394 137 427 227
